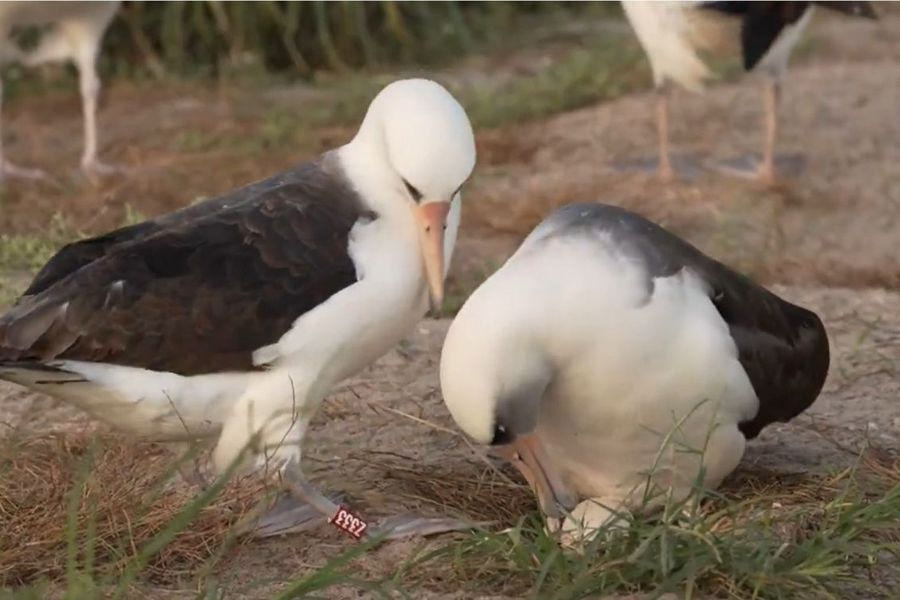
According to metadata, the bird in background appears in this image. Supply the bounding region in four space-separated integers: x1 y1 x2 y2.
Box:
621 0 877 184
0 1 120 182
0 78 476 539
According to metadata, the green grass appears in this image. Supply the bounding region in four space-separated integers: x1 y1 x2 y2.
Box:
0 213 74 271
462 38 647 129
157 28 648 167
247 31 648 143
0 214 78 307
311 463 900 599
0 208 150 307
432 491 898 598
3 437 897 599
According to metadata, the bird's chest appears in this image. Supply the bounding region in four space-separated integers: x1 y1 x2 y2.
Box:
324 219 427 379
533 271 758 496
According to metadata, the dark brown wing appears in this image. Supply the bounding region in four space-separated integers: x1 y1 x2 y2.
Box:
0 157 368 375
22 167 308 298
544 203 829 439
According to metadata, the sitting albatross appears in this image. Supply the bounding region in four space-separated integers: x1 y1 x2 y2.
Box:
0 1 120 180
0 78 476 538
440 203 828 541
620 1 876 183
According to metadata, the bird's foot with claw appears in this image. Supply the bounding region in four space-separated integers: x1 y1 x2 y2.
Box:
254 500 474 541
609 154 703 181
365 514 476 540
249 493 345 538
1 158 48 181
82 158 130 183
710 154 805 184
546 498 630 552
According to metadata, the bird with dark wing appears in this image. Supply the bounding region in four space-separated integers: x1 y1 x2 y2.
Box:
621 0 877 183
1 78 477 539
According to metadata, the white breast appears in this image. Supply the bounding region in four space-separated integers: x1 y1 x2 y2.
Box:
499 235 758 499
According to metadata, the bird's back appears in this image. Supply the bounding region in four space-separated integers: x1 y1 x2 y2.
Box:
509 203 829 438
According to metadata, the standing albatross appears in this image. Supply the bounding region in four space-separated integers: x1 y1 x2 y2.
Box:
621 1 876 183
0 1 120 180
0 78 476 538
440 203 828 541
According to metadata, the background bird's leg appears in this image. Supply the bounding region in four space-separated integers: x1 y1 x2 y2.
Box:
656 83 675 182
0 77 47 181
758 78 780 184
77 48 112 179
72 27 122 181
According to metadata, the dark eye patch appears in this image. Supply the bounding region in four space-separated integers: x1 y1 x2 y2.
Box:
403 179 423 202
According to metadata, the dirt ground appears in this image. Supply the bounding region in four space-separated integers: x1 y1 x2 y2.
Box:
1 8 898 599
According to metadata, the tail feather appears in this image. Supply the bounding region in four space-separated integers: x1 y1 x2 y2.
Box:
0 361 86 386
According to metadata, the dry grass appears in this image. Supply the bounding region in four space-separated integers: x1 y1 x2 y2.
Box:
372 456 536 526
0 427 898 597
0 431 269 587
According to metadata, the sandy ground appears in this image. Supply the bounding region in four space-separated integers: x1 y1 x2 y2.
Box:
1 8 898 599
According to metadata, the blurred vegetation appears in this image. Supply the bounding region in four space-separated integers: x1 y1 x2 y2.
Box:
95 1 622 80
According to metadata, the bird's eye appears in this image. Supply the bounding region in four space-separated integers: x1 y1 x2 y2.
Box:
403 179 423 202
490 423 514 445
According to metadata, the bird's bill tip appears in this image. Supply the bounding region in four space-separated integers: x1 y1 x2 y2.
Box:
505 433 577 517
414 201 451 316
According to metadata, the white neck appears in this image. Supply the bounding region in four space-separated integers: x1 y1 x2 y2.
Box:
334 139 404 218
334 139 462 280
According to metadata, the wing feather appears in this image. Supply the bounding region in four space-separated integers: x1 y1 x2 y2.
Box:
0 157 366 375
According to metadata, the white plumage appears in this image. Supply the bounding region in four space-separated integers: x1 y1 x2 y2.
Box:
441 203 828 543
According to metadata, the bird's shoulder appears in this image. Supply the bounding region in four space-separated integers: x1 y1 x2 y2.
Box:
21 155 365 299
529 202 829 435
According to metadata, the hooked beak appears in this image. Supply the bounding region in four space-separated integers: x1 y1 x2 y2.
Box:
495 433 577 518
413 201 451 315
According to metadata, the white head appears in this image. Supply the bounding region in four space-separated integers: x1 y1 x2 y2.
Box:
350 79 476 312
439 283 553 445
440 295 571 514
